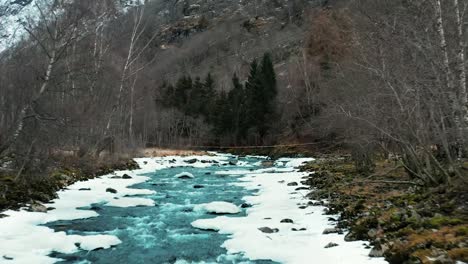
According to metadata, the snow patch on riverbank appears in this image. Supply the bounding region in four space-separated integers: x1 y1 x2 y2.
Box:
0 154 233 263
274 157 315 167
192 159 387 264
0 169 155 263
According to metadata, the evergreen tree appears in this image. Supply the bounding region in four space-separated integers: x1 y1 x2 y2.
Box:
243 53 278 140
187 77 204 116
244 58 267 137
202 73 216 121
174 75 192 110
228 73 247 143
258 52 277 135
260 53 277 102
212 90 231 136
159 81 176 108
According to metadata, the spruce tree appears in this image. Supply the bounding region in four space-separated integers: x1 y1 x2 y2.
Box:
174 75 192 110
188 76 204 117
244 58 267 137
259 52 277 135
228 73 246 143
212 90 231 136
260 53 277 102
202 73 216 121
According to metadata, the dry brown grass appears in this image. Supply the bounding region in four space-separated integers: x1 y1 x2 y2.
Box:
138 148 209 157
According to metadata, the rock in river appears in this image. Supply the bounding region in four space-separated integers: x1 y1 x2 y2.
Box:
258 227 279 233
324 242 339 248
175 172 194 179
106 188 117 194
122 174 132 179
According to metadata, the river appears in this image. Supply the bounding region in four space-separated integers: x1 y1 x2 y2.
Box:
0 153 387 264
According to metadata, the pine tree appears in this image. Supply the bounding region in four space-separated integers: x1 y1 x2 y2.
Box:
174 75 192 110
187 76 204 117
243 53 278 140
228 73 246 143
260 53 277 102
212 90 231 136
244 58 267 137
202 73 216 121
258 52 278 135
159 81 176 108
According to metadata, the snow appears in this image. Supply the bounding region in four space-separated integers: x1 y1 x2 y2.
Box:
175 172 195 179
194 202 240 214
274 157 315 167
0 156 174 263
192 159 387 264
0 153 385 264
0 153 241 263
0 0 40 52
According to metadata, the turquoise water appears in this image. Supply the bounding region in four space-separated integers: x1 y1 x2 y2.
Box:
45 157 276 263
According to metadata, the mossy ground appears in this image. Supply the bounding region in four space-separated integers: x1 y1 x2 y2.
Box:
301 157 468 264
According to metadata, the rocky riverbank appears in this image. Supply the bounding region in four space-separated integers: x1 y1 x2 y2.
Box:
0 156 139 213
300 156 468 264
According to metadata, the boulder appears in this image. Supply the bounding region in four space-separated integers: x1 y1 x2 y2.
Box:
241 203 252 208
280 219 294 223
368 247 384 258
292 228 307 231
325 242 339 248
258 227 279 233
287 182 298 186
322 227 343 235
122 174 132 179
30 203 47 213
185 158 198 164
193 185 204 189
106 188 117 194
175 172 194 179
79 188 91 191
228 160 238 165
